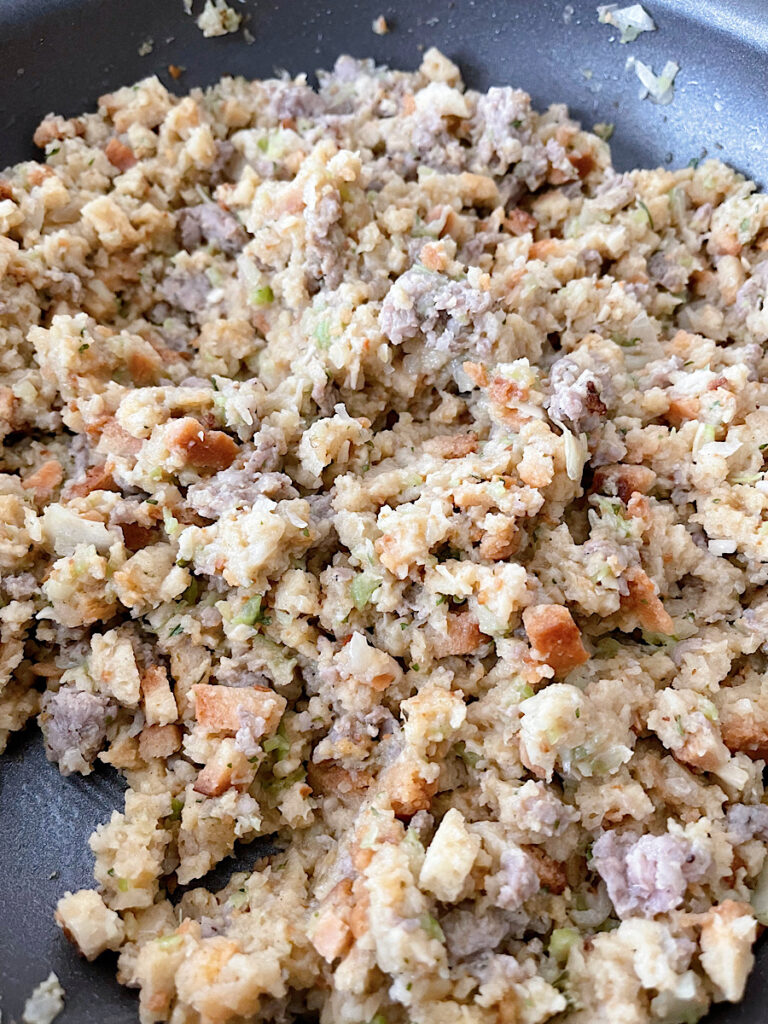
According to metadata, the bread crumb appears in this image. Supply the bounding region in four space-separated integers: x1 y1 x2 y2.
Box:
137 38 154 57
196 0 242 37
168 64 185 80
372 15 389 35
22 973 65 1024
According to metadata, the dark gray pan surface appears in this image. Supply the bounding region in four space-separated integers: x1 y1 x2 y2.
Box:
0 1 766 1020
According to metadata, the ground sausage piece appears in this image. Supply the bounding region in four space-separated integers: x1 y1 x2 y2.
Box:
178 203 247 255
592 829 711 919
547 357 610 434
493 845 541 910
523 604 589 676
158 270 212 315
40 687 112 775
379 266 499 356
166 418 240 472
726 803 768 844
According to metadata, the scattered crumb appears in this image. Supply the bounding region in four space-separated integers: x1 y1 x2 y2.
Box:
633 58 679 105
168 64 186 80
593 121 615 140
597 3 656 43
182 0 193 13
372 15 390 35
196 0 242 37
137 38 154 57
243 26 255 45
562 4 574 23
22 974 65 1024
581 68 593 80
49 870 59 880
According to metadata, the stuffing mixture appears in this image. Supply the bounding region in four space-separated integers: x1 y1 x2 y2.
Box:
2 46 768 1024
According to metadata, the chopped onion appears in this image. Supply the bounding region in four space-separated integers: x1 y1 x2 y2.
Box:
597 4 656 43
708 539 737 556
626 312 658 346
698 439 742 458
634 59 679 106
562 427 588 482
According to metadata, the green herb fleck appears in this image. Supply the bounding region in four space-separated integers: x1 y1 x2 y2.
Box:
251 285 274 307
637 199 654 230
168 623 184 638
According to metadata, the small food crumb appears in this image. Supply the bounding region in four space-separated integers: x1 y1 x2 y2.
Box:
562 3 574 23
243 26 255 45
597 3 656 43
22 973 65 1024
593 121 615 140
137 38 154 57
168 64 186 80
196 0 242 37
633 58 679 105
372 15 389 35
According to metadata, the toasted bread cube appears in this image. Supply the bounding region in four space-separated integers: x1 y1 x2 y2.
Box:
55 889 125 960
523 604 589 676
192 683 286 736
139 723 182 760
140 665 178 726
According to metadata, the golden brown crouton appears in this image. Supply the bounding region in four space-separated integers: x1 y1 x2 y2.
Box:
310 879 354 962
432 612 486 658
193 759 234 798
105 137 137 172
140 665 178 726
620 566 674 635
592 463 657 504
384 756 438 820
192 683 286 736
22 459 63 499
423 432 479 459
307 762 373 799
139 724 182 760
523 604 589 676
65 462 119 499
166 418 239 472
721 709 768 760
33 114 85 148
506 208 538 235
524 845 568 895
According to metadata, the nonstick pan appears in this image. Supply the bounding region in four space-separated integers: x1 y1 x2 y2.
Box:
0 1 766 1021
